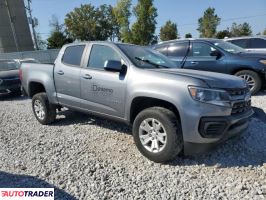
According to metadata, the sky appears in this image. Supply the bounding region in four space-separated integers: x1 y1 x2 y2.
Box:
29 0 266 40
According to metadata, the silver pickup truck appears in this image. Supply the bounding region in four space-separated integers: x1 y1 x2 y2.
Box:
20 41 254 163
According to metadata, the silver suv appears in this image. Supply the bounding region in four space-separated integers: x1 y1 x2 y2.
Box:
225 36 266 53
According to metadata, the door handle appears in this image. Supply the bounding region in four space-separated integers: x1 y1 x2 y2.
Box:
82 74 92 80
190 61 199 65
57 70 64 75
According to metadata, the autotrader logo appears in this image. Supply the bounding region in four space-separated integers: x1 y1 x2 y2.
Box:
0 188 54 200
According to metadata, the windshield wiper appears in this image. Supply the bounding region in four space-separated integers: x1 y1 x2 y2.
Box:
135 57 169 68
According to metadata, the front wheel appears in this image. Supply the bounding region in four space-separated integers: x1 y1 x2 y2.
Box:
32 92 56 125
133 107 183 163
235 70 262 95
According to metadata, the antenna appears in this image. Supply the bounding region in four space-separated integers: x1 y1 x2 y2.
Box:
25 0 39 50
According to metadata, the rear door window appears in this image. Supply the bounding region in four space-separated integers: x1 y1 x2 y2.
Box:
168 42 189 57
62 45 85 66
250 38 266 48
230 39 249 48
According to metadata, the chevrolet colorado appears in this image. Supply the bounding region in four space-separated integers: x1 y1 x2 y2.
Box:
20 42 254 163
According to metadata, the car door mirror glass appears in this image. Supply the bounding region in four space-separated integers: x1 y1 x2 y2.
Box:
104 60 122 72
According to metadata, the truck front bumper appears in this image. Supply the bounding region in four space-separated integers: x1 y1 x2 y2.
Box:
183 109 254 155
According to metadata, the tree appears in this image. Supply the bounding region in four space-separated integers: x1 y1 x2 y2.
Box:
65 4 117 41
197 7 221 38
47 15 73 49
185 33 192 38
131 0 158 45
262 28 266 35
96 4 119 41
49 15 64 33
36 33 47 50
160 20 178 41
216 29 231 39
230 22 252 37
113 0 132 42
47 32 73 49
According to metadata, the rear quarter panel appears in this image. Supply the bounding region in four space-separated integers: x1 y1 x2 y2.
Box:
21 63 58 104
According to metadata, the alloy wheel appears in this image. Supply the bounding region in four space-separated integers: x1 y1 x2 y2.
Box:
139 118 167 153
238 74 255 91
34 100 45 120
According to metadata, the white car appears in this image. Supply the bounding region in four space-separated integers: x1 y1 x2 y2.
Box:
225 36 266 53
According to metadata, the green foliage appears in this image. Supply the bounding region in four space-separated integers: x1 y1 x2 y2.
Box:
185 33 192 38
65 4 117 41
47 15 73 49
131 0 158 45
263 29 266 35
113 0 132 42
49 15 64 33
230 22 252 37
197 7 221 38
36 33 47 50
216 29 231 39
160 20 178 41
47 32 73 49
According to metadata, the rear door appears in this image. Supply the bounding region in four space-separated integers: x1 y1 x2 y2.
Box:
80 44 127 118
54 45 85 107
183 41 228 73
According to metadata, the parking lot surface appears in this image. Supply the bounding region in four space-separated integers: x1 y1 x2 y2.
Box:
0 92 266 200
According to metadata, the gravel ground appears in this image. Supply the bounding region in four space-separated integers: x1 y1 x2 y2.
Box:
0 92 266 200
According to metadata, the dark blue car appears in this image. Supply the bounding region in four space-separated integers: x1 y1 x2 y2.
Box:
153 39 266 94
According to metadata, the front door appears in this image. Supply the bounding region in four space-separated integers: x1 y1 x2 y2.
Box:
80 44 127 118
183 41 227 73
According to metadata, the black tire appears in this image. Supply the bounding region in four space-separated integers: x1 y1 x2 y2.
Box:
133 107 183 163
32 92 56 125
235 70 262 95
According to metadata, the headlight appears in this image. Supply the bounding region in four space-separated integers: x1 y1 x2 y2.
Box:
188 86 231 107
260 59 266 65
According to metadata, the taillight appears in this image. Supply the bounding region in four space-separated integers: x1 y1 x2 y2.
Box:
19 68 22 81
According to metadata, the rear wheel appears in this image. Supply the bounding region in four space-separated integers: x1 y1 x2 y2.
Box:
235 70 262 94
133 107 183 163
32 92 56 125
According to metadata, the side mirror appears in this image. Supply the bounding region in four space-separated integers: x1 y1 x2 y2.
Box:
104 60 122 72
210 50 222 59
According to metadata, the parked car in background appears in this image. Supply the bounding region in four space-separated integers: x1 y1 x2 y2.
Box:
225 36 266 53
20 41 253 163
0 59 21 96
153 39 266 94
15 58 40 67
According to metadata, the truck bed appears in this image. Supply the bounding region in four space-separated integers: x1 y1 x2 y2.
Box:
20 63 57 103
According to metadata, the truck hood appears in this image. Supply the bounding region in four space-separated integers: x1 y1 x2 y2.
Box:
0 70 19 79
152 68 246 89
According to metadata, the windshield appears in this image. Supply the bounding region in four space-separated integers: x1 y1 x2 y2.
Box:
211 40 245 54
117 44 176 68
0 60 19 71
